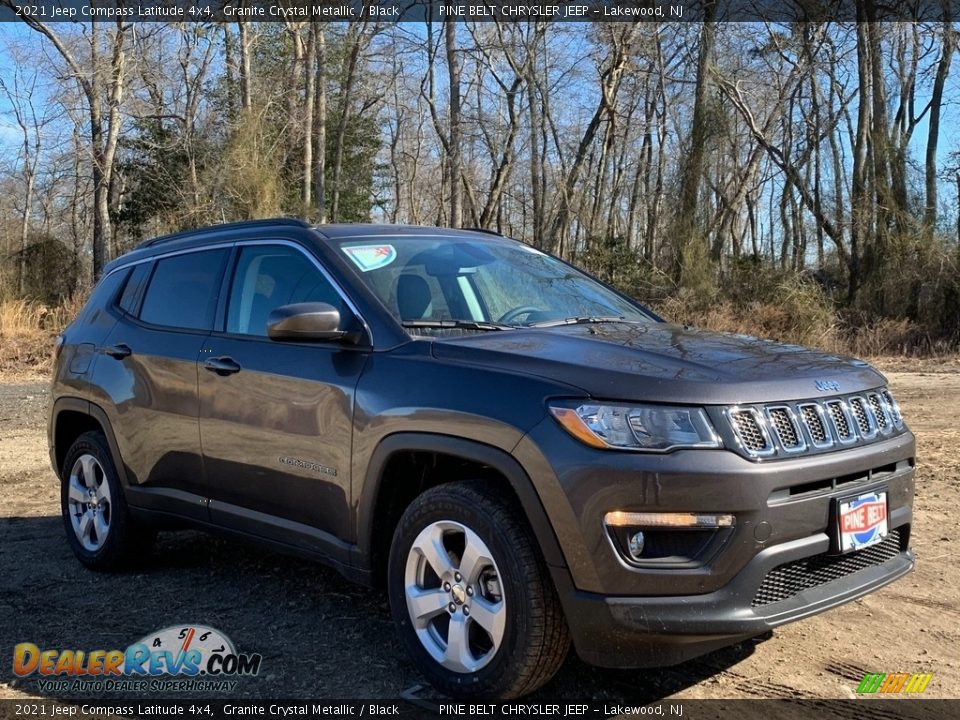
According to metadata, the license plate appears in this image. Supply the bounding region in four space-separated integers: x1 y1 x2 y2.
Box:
838 491 888 552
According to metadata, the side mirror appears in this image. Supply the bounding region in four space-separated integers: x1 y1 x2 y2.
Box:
266 302 355 343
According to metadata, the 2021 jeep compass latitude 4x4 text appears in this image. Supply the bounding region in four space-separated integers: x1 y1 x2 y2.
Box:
50 219 914 698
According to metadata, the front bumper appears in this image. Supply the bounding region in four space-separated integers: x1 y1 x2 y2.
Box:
513 418 916 668
551 516 913 667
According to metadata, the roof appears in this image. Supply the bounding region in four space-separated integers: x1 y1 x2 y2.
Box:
313 223 503 240
105 219 508 275
136 219 503 248
137 217 312 248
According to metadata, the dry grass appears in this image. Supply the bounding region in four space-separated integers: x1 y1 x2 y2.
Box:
843 317 959 358
654 286 958 361
0 298 82 378
653 281 846 353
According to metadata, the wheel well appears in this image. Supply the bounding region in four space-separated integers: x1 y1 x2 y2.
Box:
369 450 517 588
54 411 104 477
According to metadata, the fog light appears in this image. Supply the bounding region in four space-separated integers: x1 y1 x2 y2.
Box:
604 511 736 529
627 531 645 560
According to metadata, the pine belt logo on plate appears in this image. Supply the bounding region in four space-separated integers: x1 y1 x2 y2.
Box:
838 491 888 552
12 625 261 692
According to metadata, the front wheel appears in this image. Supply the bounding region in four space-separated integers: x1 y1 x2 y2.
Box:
387 481 569 698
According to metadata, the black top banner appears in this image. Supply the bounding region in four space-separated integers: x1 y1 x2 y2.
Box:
1 0 958 23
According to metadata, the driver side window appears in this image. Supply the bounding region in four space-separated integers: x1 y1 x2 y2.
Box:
226 245 342 337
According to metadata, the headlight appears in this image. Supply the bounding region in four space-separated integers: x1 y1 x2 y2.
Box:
549 402 722 452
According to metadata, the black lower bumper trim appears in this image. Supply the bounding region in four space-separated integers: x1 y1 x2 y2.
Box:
552 530 913 669
753 529 903 607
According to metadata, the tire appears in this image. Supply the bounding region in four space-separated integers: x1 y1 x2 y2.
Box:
60 430 153 571
387 481 570 699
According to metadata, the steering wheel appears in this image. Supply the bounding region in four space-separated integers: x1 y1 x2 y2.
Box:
498 305 543 325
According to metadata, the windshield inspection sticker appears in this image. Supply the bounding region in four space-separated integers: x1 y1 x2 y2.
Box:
342 244 397 272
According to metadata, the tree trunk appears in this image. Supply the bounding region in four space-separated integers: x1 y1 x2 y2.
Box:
445 21 462 227
302 25 317 212
850 16 873 302
223 25 237 118
526 77 544 246
330 25 365 222
18 168 34 296
547 26 636 255
237 20 252 112
672 5 716 287
924 17 953 238
314 27 327 222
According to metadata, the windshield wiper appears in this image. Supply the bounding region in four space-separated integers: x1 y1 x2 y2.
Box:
402 319 513 332
528 315 636 328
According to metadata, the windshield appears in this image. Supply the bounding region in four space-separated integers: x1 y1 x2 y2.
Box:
334 235 654 331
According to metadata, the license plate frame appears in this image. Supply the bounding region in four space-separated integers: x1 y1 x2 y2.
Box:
835 489 889 553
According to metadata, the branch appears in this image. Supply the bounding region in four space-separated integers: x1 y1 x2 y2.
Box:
2 4 94 108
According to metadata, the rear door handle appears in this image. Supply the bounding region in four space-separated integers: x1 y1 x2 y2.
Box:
203 357 241 376
104 343 132 360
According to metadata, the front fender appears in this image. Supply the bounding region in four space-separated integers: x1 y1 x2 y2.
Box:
354 432 567 573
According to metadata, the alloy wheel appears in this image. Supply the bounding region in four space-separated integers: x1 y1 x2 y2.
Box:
66 453 112 552
403 520 506 673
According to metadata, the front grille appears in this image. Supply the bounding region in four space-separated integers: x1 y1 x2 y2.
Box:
729 410 771 453
826 401 853 440
725 388 905 459
752 530 903 607
869 393 889 431
848 397 872 435
799 404 828 445
768 408 801 449
882 390 903 427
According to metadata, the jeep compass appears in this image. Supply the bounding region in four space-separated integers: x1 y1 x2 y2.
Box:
49 219 915 698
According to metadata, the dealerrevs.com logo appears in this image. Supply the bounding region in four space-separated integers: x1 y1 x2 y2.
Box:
13 625 262 693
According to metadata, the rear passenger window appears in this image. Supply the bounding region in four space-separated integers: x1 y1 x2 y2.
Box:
226 245 342 337
139 249 228 331
116 263 151 316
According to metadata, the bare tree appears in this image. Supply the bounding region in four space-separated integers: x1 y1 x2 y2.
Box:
314 26 327 222
671 2 715 287
924 14 954 238
0 59 55 294
444 21 463 227
329 22 375 222
547 24 639 256
4 7 130 278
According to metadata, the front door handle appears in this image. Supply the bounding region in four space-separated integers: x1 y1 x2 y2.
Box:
203 357 242 376
104 343 132 360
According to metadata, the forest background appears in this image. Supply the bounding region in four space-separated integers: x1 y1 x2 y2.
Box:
2 10 960 373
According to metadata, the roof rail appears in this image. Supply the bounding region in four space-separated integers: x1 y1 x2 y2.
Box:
462 226 503 236
138 217 312 249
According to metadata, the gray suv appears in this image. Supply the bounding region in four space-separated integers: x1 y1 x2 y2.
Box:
49 219 915 698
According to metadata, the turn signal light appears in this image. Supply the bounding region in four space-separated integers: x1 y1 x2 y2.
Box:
604 511 736 529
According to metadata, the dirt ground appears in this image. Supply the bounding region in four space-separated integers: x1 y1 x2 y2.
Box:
0 362 957 702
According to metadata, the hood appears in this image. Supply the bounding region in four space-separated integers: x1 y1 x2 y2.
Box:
429 322 887 405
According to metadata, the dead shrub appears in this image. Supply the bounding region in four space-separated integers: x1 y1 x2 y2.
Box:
0 297 83 377
653 273 842 351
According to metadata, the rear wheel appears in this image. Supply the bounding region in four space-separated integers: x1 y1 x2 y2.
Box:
388 481 569 698
60 431 153 570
